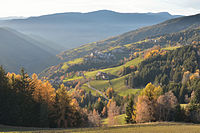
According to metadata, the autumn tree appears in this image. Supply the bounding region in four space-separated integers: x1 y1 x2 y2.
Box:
106 88 115 99
156 91 178 121
31 73 55 106
2 69 40 127
53 84 72 128
101 106 107 118
135 83 162 123
135 95 155 123
30 73 56 127
0 67 88 128
108 101 120 125
88 109 101 127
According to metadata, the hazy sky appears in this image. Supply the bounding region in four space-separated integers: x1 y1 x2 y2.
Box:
0 0 200 17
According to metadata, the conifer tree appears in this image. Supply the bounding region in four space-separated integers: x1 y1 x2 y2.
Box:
125 96 135 123
54 84 72 128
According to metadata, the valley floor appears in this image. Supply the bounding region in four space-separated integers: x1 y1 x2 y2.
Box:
1 122 200 133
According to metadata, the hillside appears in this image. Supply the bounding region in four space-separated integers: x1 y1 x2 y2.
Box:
41 24 200 85
0 27 59 73
129 45 200 87
127 44 200 103
0 10 181 51
39 13 200 98
58 13 200 61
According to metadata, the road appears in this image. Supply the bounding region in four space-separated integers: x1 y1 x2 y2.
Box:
87 82 109 101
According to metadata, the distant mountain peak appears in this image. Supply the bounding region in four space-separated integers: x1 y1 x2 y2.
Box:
157 12 171 15
87 10 117 14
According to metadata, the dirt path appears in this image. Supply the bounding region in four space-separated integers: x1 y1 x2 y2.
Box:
87 82 109 100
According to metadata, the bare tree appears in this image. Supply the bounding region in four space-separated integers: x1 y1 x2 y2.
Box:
108 101 120 126
135 96 156 123
88 109 101 127
156 91 178 121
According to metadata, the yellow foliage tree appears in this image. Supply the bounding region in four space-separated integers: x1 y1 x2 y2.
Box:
55 84 72 128
140 83 162 101
135 83 163 123
31 73 55 107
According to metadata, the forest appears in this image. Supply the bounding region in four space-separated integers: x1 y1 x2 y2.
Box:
1 44 200 129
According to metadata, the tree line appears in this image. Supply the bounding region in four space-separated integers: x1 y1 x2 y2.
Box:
125 82 200 123
0 67 89 127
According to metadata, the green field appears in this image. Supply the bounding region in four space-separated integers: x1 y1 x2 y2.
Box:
63 57 143 96
61 58 84 71
82 57 143 96
81 83 97 95
102 114 126 125
88 75 140 96
2 122 200 133
161 46 181 51
64 46 179 96
85 57 143 78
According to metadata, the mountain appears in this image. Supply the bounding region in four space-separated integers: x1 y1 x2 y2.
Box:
58 13 200 61
0 27 59 73
38 13 200 89
40 25 200 87
0 10 181 51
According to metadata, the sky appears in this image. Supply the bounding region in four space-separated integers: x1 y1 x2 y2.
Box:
0 0 199 17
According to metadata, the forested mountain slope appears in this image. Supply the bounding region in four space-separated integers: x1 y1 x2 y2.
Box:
0 27 59 73
127 44 200 103
58 13 200 61
41 15 200 88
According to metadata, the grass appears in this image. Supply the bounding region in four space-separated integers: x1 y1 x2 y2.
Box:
63 57 143 83
124 43 133 48
108 45 121 51
2 122 200 133
81 83 96 95
89 80 110 91
102 114 126 125
61 58 84 71
63 75 83 82
68 58 84 65
85 57 143 78
88 75 141 96
61 62 69 70
62 57 143 96
118 88 140 96
162 46 181 51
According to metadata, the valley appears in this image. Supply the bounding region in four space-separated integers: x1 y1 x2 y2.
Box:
1 7 200 132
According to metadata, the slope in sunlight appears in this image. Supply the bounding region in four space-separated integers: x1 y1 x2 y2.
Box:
58 13 200 61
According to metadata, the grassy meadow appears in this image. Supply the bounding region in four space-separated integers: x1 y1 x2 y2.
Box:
1 122 200 133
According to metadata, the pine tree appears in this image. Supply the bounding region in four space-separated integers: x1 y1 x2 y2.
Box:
0 66 10 124
125 96 135 123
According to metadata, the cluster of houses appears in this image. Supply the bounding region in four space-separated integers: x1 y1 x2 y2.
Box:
85 50 115 61
96 71 110 80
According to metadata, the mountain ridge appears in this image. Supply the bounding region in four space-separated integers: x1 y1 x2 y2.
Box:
58 13 200 61
0 10 181 51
